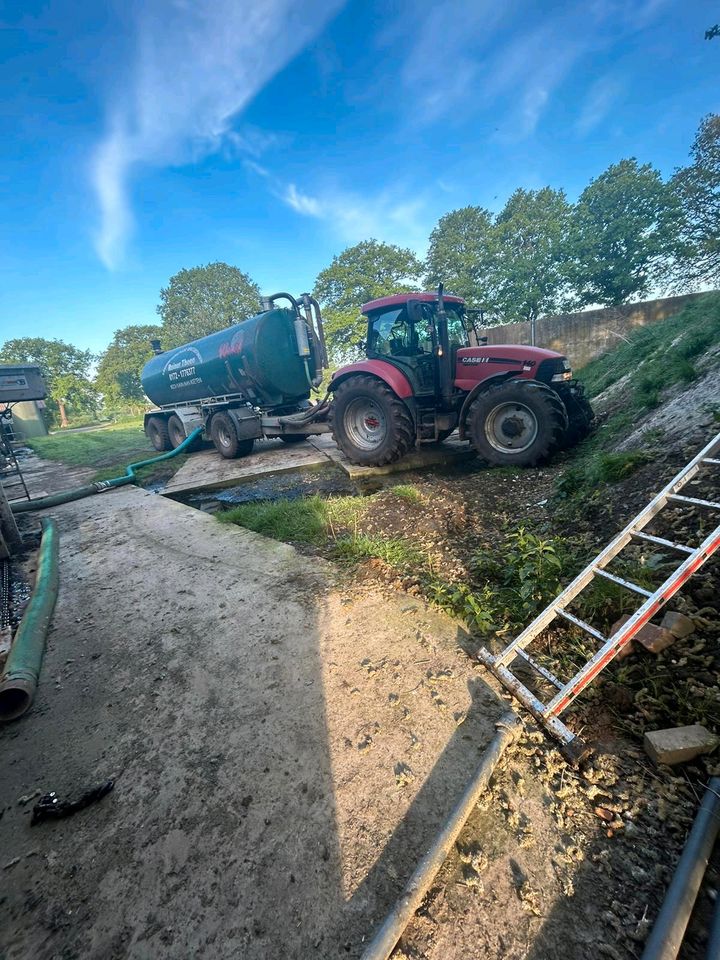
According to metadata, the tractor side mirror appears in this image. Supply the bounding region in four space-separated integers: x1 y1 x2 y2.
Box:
479 336 488 344
356 338 367 352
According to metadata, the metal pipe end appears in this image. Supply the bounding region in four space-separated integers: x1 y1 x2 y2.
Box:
0 677 35 722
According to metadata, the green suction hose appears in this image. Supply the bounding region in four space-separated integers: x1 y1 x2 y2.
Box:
11 427 203 514
0 517 59 721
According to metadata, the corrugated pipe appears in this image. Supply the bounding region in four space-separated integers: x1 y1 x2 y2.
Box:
360 711 522 960
641 777 720 960
11 427 203 514
0 517 59 721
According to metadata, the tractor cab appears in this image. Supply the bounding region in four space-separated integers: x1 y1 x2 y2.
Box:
363 292 469 398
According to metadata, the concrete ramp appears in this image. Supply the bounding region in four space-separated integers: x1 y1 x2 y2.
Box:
162 433 474 496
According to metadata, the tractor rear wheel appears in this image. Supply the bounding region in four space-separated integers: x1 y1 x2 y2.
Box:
146 416 172 452
557 382 595 449
330 375 414 466
467 380 567 467
210 412 255 460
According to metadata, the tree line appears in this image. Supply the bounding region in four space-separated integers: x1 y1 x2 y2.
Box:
2 113 718 423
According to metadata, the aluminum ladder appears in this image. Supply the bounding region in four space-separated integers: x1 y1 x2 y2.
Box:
478 431 720 762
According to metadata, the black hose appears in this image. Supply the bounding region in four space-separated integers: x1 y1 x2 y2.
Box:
641 778 720 960
267 292 301 316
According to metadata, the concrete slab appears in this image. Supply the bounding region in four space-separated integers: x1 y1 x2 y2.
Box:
162 432 475 496
311 432 475 479
162 437 332 496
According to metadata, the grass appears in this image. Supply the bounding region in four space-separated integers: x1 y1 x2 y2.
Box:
579 291 720 407
217 493 368 545
24 416 176 484
389 483 423 504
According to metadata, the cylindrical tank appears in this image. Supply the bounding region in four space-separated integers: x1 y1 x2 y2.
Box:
141 308 317 409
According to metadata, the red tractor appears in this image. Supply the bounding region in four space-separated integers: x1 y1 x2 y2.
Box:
328 286 593 467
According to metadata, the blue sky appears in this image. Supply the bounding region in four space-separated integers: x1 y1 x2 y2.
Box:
1 0 717 353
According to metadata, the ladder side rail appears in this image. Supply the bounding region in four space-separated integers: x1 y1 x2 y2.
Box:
492 431 720 669
544 524 720 717
477 650 576 744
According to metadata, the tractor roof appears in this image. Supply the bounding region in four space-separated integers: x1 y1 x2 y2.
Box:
361 292 465 313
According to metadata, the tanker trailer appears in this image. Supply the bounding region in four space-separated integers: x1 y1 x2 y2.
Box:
142 293 331 459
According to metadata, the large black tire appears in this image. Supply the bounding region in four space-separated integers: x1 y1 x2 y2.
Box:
330 374 414 466
466 380 568 467
210 412 255 460
167 414 187 450
279 434 308 444
557 382 595 449
146 416 171 452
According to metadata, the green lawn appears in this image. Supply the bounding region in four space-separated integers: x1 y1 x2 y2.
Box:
24 417 170 482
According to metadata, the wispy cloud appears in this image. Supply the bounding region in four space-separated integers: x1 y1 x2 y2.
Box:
390 0 667 138
576 76 624 135
279 180 430 252
91 0 343 269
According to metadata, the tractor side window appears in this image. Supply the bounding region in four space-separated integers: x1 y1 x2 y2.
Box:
369 307 413 356
446 306 469 348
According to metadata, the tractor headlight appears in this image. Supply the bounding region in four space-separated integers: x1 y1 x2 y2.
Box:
551 359 572 382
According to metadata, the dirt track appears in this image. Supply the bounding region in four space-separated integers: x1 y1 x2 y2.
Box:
1 482 507 959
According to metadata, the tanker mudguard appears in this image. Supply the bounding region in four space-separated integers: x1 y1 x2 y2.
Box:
225 406 263 441
330 360 414 399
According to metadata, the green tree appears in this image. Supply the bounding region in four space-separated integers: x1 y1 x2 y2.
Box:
95 324 162 408
313 240 423 363
570 158 680 305
0 337 97 427
157 261 261 347
491 187 575 324
672 114 720 286
424 206 500 312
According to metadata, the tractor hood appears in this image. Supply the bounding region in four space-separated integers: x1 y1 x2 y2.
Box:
455 344 572 389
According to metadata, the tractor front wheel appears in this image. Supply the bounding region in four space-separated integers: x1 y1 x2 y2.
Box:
330 375 414 466
467 380 567 467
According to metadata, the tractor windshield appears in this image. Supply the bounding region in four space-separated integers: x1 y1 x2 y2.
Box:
444 304 470 348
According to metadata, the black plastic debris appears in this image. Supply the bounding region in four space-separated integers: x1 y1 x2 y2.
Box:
31 779 114 825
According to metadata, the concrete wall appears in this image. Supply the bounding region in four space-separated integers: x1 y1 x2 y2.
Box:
482 292 711 369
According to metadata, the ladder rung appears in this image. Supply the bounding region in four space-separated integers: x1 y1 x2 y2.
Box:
594 568 653 597
631 530 694 554
668 493 720 510
516 649 564 689
703 458 720 466
556 608 608 643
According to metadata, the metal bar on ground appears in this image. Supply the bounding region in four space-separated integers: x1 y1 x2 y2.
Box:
641 778 720 960
360 713 522 960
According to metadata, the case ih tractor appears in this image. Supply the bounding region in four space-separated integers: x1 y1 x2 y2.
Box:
141 287 592 467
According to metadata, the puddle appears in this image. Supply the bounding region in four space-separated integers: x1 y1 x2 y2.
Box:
178 468 359 513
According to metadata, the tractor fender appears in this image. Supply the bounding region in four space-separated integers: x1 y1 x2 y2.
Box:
330 360 414 400
457 372 517 439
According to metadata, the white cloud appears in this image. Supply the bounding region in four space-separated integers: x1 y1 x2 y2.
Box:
274 177 430 252
91 0 344 269
576 76 624 135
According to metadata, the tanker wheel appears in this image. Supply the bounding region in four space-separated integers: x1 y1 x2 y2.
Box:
146 416 172 452
210 412 255 460
330 374 414 466
167 414 187 449
557 383 595 449
467 380 567 467
279 434 308 444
